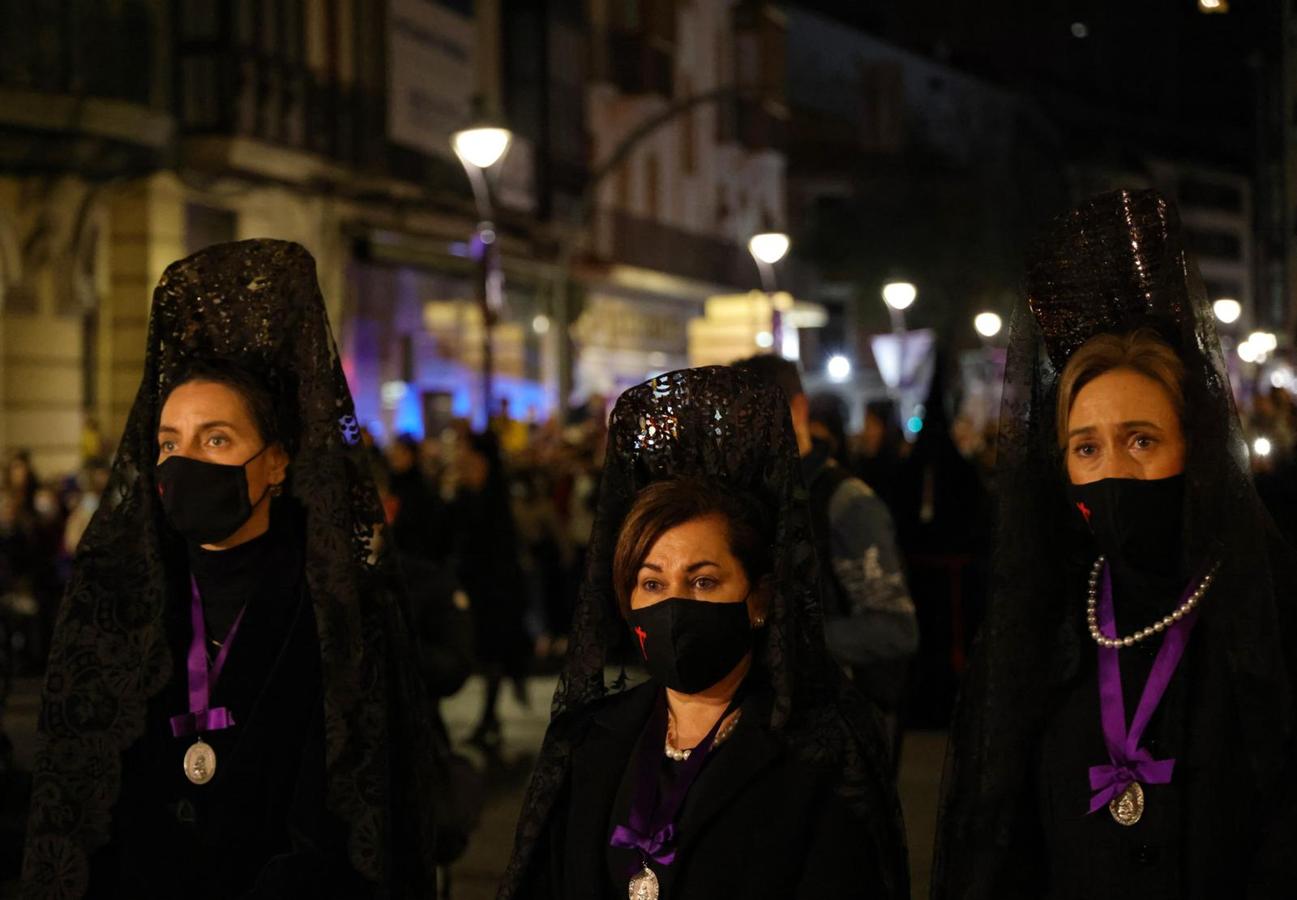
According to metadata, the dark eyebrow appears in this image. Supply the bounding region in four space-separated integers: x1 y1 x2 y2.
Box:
157 425 179 435
637 560 721 573
1067 420 1165 440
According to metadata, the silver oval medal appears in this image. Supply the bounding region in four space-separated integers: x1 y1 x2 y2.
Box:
183 738 217 785
629 864 659 900
1108 781 1144 826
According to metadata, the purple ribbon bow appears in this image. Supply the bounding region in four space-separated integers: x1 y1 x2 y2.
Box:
609 823 678 866
170 576 246 738
610 692 740 876
1087 563 1199 815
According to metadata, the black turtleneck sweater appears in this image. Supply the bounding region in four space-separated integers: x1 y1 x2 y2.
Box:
188 525 277 645
90 511 368 897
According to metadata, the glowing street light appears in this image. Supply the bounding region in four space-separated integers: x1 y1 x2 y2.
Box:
882 281 917 311
452 121 514 425
747 232 791 266
1249 331 1278 354
451 126 513 170
1253 436 1273 458
826 355 852 382
1238 339 1260 363
1213 298 1241 324
974 311 1003 338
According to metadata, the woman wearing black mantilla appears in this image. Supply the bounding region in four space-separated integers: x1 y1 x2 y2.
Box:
498 366 908 899
21 240 437 898
933 189 1297 899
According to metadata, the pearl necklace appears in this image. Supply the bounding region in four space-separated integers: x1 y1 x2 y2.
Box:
665 709 742 761
1086 555 1219 649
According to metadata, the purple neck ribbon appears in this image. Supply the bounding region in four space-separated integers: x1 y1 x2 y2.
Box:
609 691 741 872
1087 562 1200 814
169 576 247 738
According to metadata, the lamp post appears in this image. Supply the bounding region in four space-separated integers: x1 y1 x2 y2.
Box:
748 232 791 356
882 280 917 395
452 124 513 426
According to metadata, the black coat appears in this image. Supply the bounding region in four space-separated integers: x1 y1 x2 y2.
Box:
519 682 874 899
85 532 369 898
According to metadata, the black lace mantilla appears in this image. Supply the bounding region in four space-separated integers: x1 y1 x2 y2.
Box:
933 190 1297 897
498 365 909 898
21 240 436 897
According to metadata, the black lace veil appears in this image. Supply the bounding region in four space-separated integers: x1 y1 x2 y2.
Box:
21 240 436 896
498 365 909 898
932 190 1297 896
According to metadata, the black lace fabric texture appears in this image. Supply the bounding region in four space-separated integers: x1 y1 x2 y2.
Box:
21 240 436 897
498 366 909 899
932 190 1297 897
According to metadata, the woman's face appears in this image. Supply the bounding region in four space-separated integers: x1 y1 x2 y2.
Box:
157 380 289 499
630 514 767 625
1065 368 1186 485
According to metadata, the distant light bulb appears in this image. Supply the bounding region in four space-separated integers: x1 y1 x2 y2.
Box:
1071 21 1089 38
532 314 551 335
1253 436 1273 458
452 126 512 169
974 312 1003 338
882 281 917 311
1239 340 1260 363
755 331 775 349
826 355 852 382
748 233 791 265
1213 298 1241 324
1249 331 1278 353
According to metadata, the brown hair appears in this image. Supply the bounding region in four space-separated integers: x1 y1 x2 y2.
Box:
1055 327 1187 447
611 477 774 618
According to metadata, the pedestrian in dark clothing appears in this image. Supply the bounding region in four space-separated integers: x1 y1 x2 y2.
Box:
452 430 532 748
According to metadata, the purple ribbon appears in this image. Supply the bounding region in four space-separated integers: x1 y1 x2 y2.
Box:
169 576 247 738
609 691 739 871
1087 562 1199 814
609 823 677 866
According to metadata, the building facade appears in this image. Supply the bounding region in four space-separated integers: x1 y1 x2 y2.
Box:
0 0 801 476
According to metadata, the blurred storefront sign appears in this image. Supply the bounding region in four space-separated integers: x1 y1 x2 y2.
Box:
687 291 827 367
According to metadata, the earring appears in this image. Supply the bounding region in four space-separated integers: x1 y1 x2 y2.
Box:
753 615 766 628
270 483 285 497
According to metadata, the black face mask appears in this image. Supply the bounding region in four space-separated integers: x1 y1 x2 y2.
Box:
1067 474 1185 577
156 445 271 545
626 597 754 694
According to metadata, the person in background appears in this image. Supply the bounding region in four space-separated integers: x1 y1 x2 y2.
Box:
451 430 533 749
733 354 918 758
808 392 852 467
385 433 449 563
853 399 906 513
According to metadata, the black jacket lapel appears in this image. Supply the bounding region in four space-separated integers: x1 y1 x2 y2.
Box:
564 683 659 895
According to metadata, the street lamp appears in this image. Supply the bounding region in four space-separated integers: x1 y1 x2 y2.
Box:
1213 298 1241 324
748 231 792 355
1249 331 1278 354
452 122 514 425
452 127 512 170
974 311 1003 339
882 281 917 312
826 354 852 383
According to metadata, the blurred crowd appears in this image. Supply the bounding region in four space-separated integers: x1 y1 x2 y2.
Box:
2 381 1296 736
